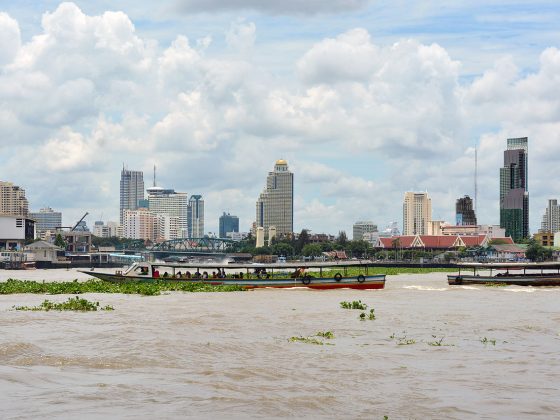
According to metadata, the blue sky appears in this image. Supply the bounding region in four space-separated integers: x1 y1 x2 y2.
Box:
1 0 560 235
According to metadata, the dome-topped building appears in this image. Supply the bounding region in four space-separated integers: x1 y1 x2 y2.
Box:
256 160 294 237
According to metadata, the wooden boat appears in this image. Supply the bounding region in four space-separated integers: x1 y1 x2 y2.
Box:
448 262 560 286
80 261 385 290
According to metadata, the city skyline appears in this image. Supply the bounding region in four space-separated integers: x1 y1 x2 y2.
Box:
2 2 560 235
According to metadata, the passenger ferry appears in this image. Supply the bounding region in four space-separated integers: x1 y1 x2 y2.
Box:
448 262 560 286
80 261 386 290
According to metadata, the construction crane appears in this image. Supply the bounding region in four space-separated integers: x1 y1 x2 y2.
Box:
56 212 89 231
71 212 89 231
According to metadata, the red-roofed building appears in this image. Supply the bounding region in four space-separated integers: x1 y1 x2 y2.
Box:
375 234 513 250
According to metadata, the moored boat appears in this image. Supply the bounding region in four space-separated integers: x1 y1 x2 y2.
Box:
448 262 560 286
80 261 386 290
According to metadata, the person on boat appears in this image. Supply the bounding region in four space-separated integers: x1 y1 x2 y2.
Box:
153 269 160 278
176 271 182 278
239 272 244 279
194 271 201 279
203 271 208 279
290 268 304 278
185 271 191 279
163 272 169 278
212 271 217 278
140 267 148 275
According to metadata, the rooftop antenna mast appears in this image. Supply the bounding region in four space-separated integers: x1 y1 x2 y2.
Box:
474 145 478 215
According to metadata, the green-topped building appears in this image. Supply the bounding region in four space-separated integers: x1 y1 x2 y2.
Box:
499 137 529 241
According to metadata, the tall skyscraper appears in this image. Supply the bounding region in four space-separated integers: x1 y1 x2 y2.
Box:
455 195 477 226
256 160 294 236
500 137 529 241
403 192 432 235
147 186 188 238
0 181 28 217
187 195 204 238
120 168 144 225
540 199 560 233
219 212 239 238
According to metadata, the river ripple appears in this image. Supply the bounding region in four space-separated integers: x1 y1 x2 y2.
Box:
1 272 559 419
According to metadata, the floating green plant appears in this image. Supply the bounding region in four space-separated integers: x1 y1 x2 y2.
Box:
390 331 416 346
480 337 497 345
316 331 334 339
340 300 368 310
13 296 114 312
0 279 244 296
427 335 454 347
288 336 324 345
359 309 376 321
484 282 508 287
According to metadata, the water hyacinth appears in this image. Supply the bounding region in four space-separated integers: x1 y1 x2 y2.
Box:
0 279 245 296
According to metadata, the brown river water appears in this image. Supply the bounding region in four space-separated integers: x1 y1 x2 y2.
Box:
1 270 559 419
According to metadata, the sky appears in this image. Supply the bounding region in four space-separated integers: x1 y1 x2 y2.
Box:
1 0 560 236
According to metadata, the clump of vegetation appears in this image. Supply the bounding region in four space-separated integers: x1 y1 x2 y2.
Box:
289 331 336 345
0 279 244 296
340 300 368 310
316 331 335 339
480 337 497 346
390 332 416 346
427 335 454 347
288 336 324 345
359 309 376 321
13 296 114 312
484 282 507 287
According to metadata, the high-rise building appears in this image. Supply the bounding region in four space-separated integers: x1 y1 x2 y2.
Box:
456 195 477 226
219 212 239 238
187 195 204 238
500 137 529 241
352 221 377 241
147 187 188 238
120 168 144 225
540 199 560 233
0 181 28 217
29 207 62 235
256 160 294 237
403 192 432 235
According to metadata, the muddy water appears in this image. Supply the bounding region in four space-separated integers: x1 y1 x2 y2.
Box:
1 272 559 419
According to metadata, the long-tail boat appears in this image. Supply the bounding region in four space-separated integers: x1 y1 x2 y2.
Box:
448 262 560 286
80 260 385 290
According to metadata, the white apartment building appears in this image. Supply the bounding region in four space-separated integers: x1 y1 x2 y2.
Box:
123 209 179 241
93 221 122 238
256 160 294 237
148 187 189 238
403 192 432 235
540 199 560 233
353 221 378 241
0 181 29 217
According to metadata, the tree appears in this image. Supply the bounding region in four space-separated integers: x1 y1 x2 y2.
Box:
302 244 322 257
525 239 552 262
272 242 294 258
54 234 66 249
336 231 348 246
295 229 310 254
347 240 371 259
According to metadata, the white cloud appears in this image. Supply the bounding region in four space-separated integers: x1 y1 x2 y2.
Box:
0 12 21 66
2 3 560 233
174 0 370 15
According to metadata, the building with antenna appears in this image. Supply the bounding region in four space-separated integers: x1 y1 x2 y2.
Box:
499 137 529 241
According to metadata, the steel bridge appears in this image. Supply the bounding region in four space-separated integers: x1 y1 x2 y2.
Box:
148 237 237 254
